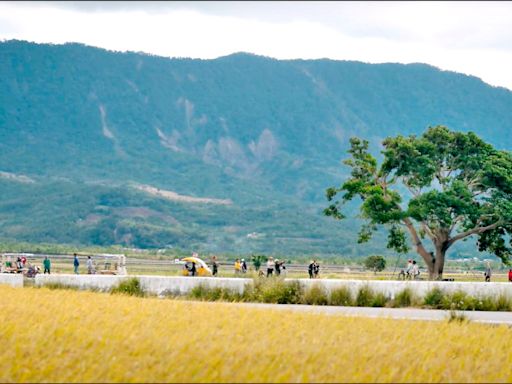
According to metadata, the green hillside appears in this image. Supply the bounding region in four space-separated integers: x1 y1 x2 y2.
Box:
0 40 511 258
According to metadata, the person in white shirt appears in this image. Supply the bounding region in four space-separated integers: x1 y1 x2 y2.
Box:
266 257 275 277
87 256 95 274
412 260 420 280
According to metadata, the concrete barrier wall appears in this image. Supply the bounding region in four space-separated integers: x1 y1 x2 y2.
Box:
0 274 24 287
35 274 130 291
33 274 512 299
35 274 249 295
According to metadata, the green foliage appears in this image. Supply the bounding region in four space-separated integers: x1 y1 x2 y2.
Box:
326 125 512 275
364 255 387 273
355 285 376 307
392 288 416 308
302 284 329 306
110 278 145 297
329 287 354 306
423 287 446 308
248 278 303 304
189 285 241 302
442 290 477 311
251 255 268 271
371 292 389 307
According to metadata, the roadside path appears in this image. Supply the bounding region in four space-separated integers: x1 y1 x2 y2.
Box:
198 301 512 325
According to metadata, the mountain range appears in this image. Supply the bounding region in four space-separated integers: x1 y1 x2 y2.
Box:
1 40 511 259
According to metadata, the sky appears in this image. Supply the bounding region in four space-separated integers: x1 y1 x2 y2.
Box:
1 1 512 90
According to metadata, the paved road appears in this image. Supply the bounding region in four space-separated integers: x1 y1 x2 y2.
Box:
209 301 512 325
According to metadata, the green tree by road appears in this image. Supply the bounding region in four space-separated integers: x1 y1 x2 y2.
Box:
325 126 512 279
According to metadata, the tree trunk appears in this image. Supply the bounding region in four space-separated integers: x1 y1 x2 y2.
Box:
429 244 447 280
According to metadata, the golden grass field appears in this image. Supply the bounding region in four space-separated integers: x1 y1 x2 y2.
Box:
1 285 512 383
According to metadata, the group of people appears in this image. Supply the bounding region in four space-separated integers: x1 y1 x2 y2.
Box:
265 256 286 277
234 258 248 274
398 259 421 280
308 260 320 278
3 255 46 276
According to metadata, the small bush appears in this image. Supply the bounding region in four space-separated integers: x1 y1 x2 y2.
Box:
249 278 303 304
474 295 497 311
371 292 389 307
423 287 445 309
393 288 415 308
442 291 476 311
189 285 241 302
302 285 329 306
110 278 145 297
356 285 375 307
494 294 512 311
330 286 353 306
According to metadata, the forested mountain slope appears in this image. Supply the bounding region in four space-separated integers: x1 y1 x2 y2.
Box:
1 40 511 257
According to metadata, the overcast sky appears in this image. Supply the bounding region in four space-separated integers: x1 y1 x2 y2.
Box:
2 1 512 90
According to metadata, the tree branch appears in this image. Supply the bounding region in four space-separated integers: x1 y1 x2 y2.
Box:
448 220 503 246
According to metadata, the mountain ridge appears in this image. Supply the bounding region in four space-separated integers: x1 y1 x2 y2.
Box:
0 39 511 258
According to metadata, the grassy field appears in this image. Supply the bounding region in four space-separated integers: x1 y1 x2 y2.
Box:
1 286 512 382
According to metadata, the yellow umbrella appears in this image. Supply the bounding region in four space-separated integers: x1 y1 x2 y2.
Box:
181 257 212 276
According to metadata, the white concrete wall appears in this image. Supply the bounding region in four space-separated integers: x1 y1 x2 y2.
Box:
33 274 512 299
35 274 249 295
0 274 24 287
35 274 129 291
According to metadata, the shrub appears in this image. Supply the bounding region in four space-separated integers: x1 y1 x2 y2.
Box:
423 287 445 309
371 292 388 307
302 285 329 306
494 294 512 311
442 290 476 311
330 286 353 306
473 295 497 312
189 285 241 302
356 285 375 307
249 278 303 304
110 278 145 297
393 288 416 308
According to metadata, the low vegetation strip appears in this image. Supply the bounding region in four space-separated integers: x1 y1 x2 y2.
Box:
1 286 512 382
183 280 512 312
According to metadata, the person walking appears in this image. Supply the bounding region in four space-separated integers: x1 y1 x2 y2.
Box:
266 257 275 277
308 260 314 279
412 260 420 280
87 256 94 274
43 256 51 274
508 269 512 282
484 261 492 282
313 260 320 278
211 255 219 277
234 259 242 275
275 259 281 276
405 259 413 280
241 259 247 273
73 253 80 274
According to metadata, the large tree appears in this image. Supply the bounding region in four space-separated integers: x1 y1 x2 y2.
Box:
325 126 512 279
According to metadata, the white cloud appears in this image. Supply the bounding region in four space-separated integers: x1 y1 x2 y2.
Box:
1 1 512 90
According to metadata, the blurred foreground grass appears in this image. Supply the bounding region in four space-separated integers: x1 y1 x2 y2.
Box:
1 285 512 383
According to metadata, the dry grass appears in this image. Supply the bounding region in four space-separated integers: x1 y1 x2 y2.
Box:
1 285 512 383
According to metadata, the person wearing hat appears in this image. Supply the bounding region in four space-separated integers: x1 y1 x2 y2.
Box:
406 259 413 280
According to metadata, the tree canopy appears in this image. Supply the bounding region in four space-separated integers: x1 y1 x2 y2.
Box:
325 126 512 279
